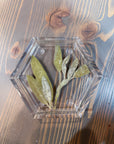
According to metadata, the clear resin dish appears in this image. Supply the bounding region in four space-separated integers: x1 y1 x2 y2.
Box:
10 37 101 119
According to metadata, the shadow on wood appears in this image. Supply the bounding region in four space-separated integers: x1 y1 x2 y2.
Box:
66 128 97 144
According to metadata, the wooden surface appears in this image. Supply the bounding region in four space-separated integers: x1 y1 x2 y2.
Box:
0 0 114 144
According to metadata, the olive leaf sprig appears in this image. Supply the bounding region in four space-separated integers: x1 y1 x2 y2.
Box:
27 45 90 109
54 45 90 106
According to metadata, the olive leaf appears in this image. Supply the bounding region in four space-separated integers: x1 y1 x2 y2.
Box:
31 56 53 101
27 75 48 106
62 55 70 79
42 76 52 106
54 45 62 72
73 64 90 78
67 58 79 79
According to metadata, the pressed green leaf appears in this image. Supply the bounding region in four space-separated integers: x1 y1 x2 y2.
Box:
31 56 53 101
62 55 70 79
54 45 62 72
67 58 79 79
42 76 52 106
73 64 90 78
27 75 48 105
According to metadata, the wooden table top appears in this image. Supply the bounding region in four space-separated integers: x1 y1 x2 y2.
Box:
0 0 114 144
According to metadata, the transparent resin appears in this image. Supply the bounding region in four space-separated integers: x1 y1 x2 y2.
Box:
10 37 101 119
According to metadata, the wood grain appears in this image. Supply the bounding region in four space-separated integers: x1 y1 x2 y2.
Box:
0 0 114 144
